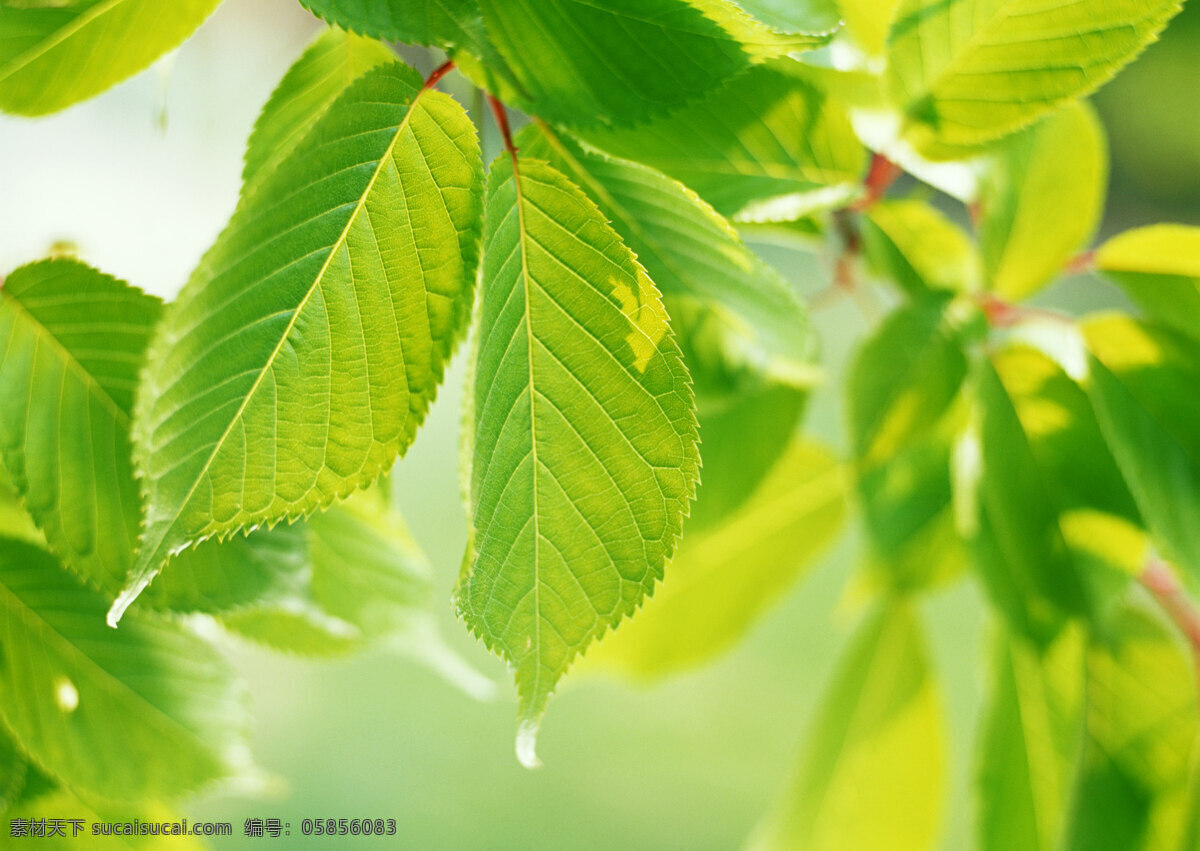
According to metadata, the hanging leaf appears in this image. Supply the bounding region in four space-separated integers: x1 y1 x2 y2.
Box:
885 0 1182 153
0 538 252 803
979 102 1108 301
861 199 982 296
1063 601 1199 851
241 27 396 199
1094 225 1200 344
0 259 305 613
582 439 843 679
298 0 487 52
748 601 946 851
969 345 1142 643
456 153 699 762
0 0 223 116
519 122 815 385
1083 316 1200 588
977 624 1086 851
114 61 484 622
581 60 864 218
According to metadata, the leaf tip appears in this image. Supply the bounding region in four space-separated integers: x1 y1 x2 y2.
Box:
515 719 543 770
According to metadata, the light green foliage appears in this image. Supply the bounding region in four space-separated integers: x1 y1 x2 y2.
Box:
456 154 699 754
520 123 815 384
1095 225 1200 343
1064 602 1198 851
241 28 396 199
0 259 304 613
861 199 982 296
977 625 1085 851
1083 316 1200 587
0 538 250 802
581 61 865 219
0 728 26 815
885 0 1182 153
0 0 222 116
836 0 902 55
749 602 945 851
848 293 979 466
733 0 840 34
584 440 843 679
969 345 1141 643
979 103 1108 300
118 61 484 621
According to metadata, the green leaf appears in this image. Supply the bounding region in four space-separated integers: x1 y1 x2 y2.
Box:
836 0 902 55
114 62 484 622
0 259 307 613
885 0 1182 153
1083 316 1200 588
0 538 250 802
1094 225 1200 344
977 624 1086 851
298 0 486 51
456 154 699 760
858 431 966 590
476 0 826 128
0 727 26 816
968 344 1142 643
1064 601 1199 851
241 27 396 200
848 293 979 466
579 60 865 218
0 0 222 116
979 102 1108 301
583 439 843 679
748 601 945 851
861 199 982 296
519 122 816 385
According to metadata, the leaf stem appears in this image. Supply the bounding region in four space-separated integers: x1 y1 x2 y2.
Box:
487 94 517 157
976 293 1072 327
1141 559 1200 686
850 153 902 211
422 60 455 91
1064 249 1096 275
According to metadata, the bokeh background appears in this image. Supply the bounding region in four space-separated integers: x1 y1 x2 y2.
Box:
1 1 1198 847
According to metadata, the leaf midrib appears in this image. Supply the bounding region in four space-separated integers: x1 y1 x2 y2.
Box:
145 83 433 559
0 0 126 82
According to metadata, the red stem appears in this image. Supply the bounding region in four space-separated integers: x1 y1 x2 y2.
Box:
487 94 517 157
423 60 455 90
1065 250 1096 275
976 293 1072 327
1141 560 1200 686
850 153 903 211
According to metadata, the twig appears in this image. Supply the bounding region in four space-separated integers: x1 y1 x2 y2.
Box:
423 60 455 90
849 153 903 211
487 94 516 156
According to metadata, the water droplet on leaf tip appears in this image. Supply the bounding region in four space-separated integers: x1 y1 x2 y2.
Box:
515 720 542 770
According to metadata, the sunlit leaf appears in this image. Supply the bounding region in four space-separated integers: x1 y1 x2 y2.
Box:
583 439 843 679
580 60 865 218
1083 316 1200 588
885 0 1182 153
519 122 815 385
0 0 222 116
1063 600 1199 851
1094 225 1200 344
977 623 1086 851
969 345 1142 643
835 0 902 55
980 102 1107 301
241 27 396 199
298 0 486 52
0 538 251 802
115 62 484 621
476 0 826 128
733 0 840 34
861 199 982 296
748 601 945 851
848 293 980 466
0 259 304 613
456 154 699 758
